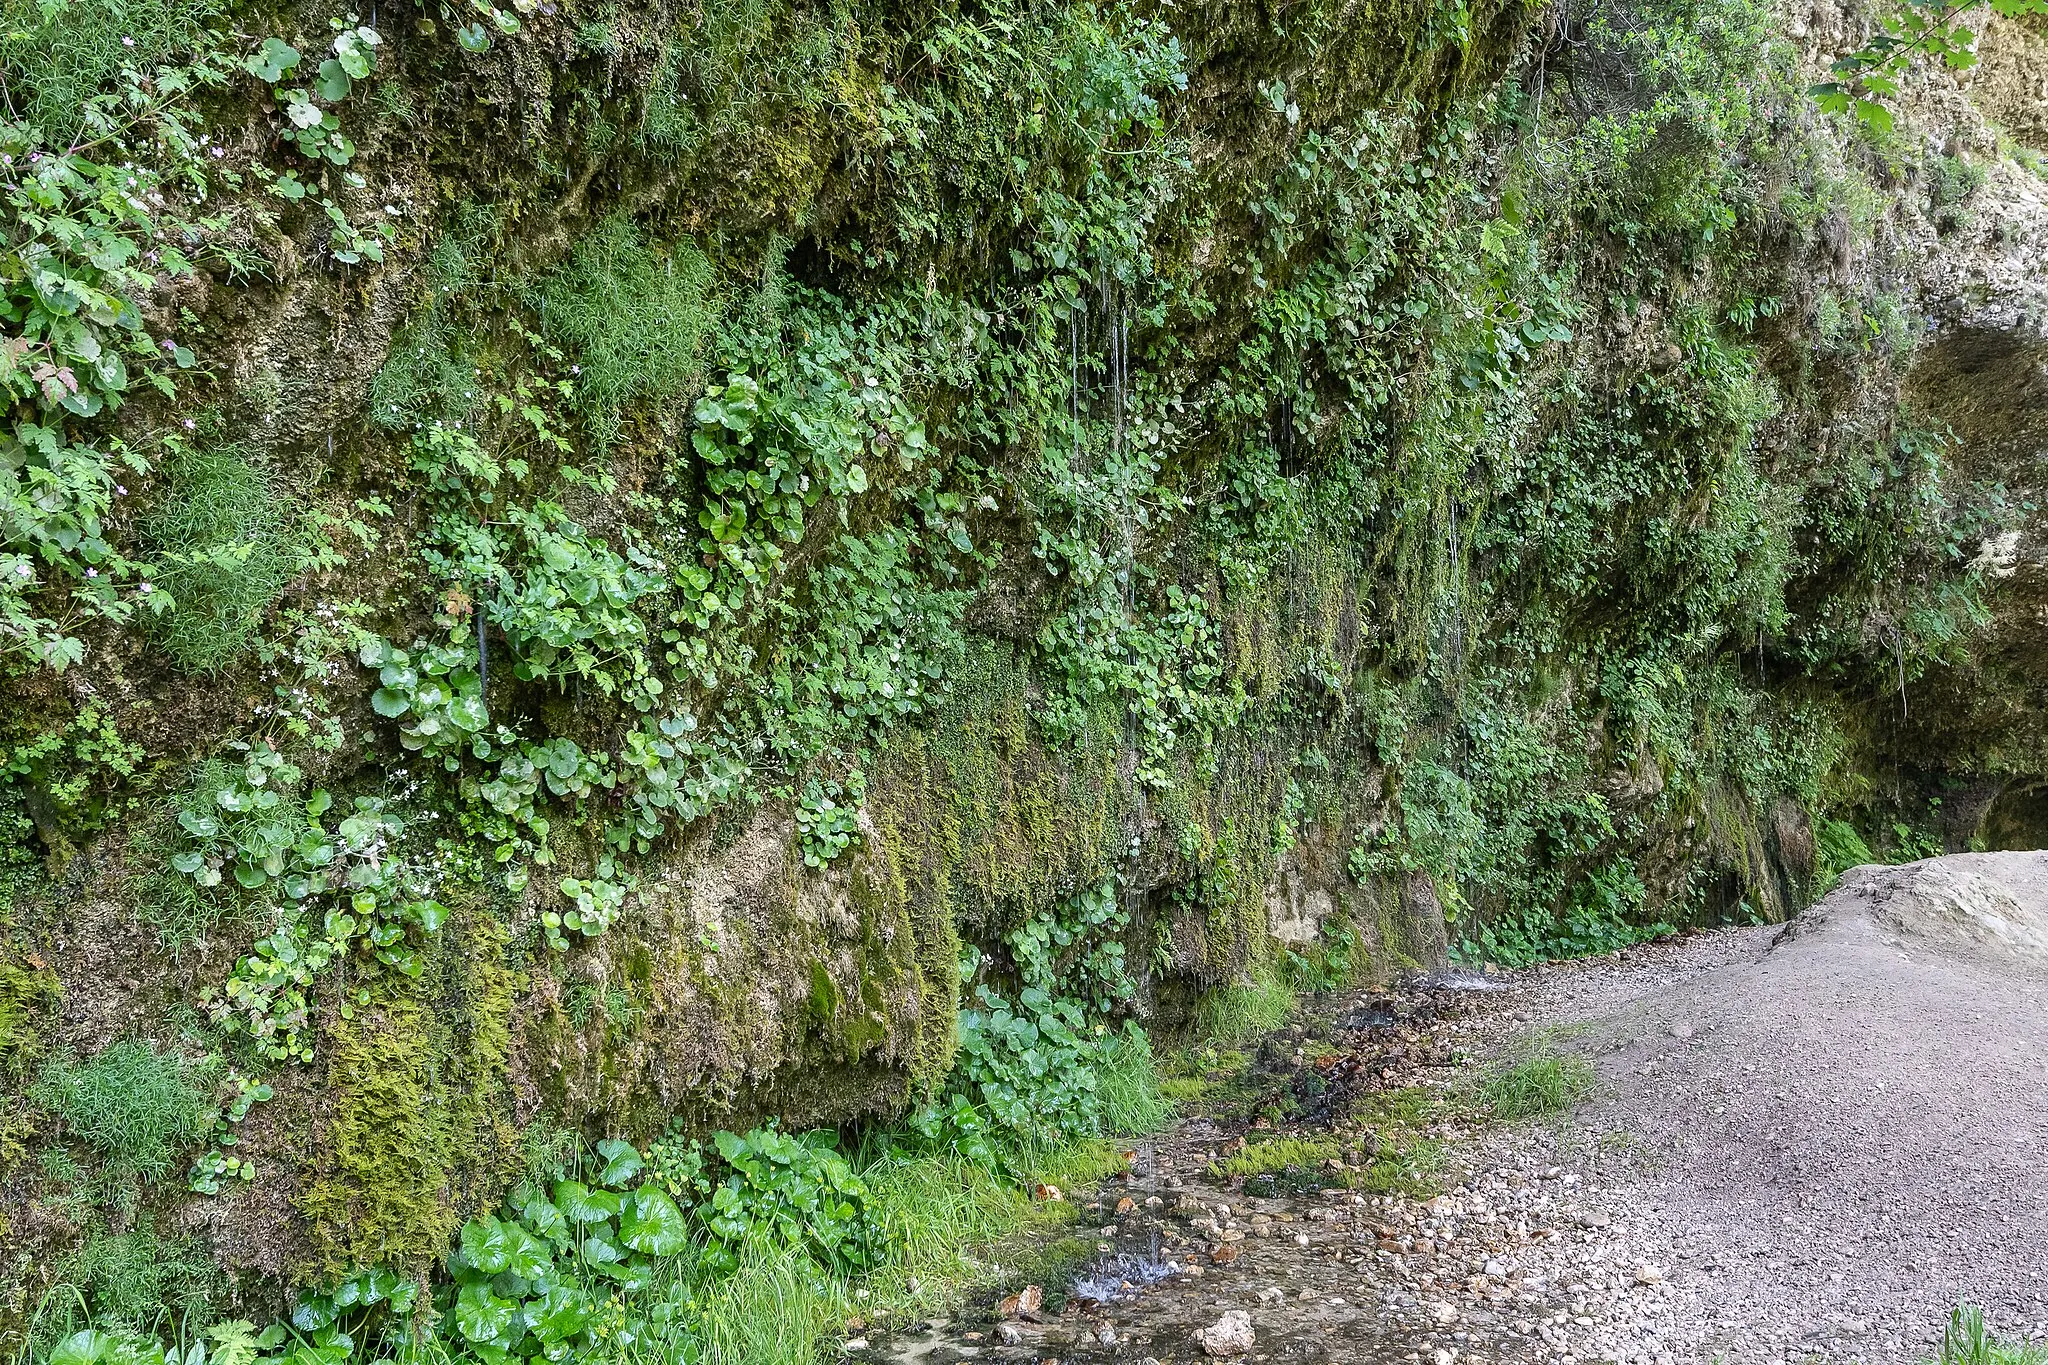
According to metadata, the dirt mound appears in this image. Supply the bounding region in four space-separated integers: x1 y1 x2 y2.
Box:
1805 853 2048 965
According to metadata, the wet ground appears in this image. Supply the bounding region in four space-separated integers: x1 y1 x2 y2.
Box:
869 969 1662 1365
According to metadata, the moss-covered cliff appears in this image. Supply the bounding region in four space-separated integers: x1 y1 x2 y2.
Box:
1 0 2044 1340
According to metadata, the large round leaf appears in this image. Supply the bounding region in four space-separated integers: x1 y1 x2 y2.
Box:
595 1138 644 1188
461 1214 513 1275
502 1220 553 1281
454 1281 520 1346
620 1185 689 1257
47 1331 122 1365
552 1179 619 1224
521 1192 569 1248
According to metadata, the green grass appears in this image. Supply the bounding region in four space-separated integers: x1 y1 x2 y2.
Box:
535 216 717 433
34 1041 216 1184
143 444 299 673
1194 969 1294 1044
1929 1305 2048 1365
1096 1027 1174 1135
858 1135 1123 1322
0 0 218 140
698 1245 842 1365
1478 1047 1596 1121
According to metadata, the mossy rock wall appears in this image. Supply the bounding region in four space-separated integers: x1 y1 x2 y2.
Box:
2 0 2045 1325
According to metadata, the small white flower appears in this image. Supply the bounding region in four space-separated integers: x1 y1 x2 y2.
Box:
86 568 98 578
122 34 136 45
183 418 195 429
140 583 153 593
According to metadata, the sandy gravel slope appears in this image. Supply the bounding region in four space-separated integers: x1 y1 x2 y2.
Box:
1517 853 2048 1362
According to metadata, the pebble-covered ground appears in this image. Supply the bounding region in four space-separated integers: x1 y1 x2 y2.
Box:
872 855 2048 1365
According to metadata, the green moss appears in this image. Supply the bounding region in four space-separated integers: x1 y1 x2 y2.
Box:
301 980 459 1275
300 896 518 1276
870 641 1123 940
0 962 59 1073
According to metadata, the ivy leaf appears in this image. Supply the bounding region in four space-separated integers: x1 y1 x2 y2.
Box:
595 1138 644 1188
619 1185 688 1256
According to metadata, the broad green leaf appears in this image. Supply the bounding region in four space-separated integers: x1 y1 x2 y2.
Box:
595 1138 644 1188
620 1185 689 1256
48 1331 122 1365
453 1282 519 1345
461 1213 513 1273
552 1179 619 1224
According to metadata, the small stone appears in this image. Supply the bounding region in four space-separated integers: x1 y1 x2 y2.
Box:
1633 1265 1665 1285
996 1325 1025 1346
998 1285 1044 1318
1196 1311 1255 1358
1097 1327 1117 1346
842 1341 868 1353
1668 1023 1694 1040
1257 1287 1286 1306
1034 1184 1064 1203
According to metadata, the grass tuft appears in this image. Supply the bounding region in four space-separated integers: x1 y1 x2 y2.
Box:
1931 1305 2048 1365
1194 969 1293 1044
34 1041 216 1184
698 1245 841 1365
1095 1028 1173 1136
1478 1047 1595 1121
143 444 299 673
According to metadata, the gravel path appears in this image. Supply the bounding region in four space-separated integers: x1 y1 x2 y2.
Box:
872 854 2048 1365
1510 853 2048 1363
